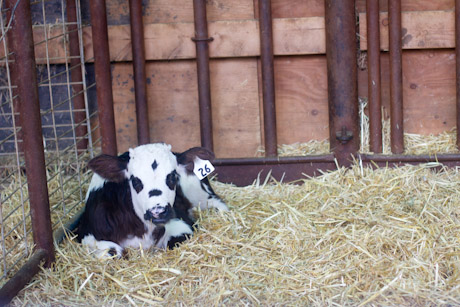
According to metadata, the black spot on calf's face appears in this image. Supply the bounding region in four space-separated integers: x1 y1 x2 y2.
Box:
151 160 158 171
166 171 178 190
149 189 162 197
130 175 144 193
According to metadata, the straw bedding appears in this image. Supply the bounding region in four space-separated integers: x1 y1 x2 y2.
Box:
7 158 460 306
5 112 460 305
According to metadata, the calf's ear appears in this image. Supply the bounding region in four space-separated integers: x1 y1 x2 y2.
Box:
175 147 215 174
88 152 129 182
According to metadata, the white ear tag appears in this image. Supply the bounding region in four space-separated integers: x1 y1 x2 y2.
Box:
193 158 215 180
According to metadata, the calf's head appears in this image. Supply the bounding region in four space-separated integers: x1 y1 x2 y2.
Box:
88 143 214 225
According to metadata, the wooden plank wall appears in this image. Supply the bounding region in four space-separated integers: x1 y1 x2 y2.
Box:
90 0 457 157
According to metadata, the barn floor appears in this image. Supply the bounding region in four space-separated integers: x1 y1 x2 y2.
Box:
9 160 460 306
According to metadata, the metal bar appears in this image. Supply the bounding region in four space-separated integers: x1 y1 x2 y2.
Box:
258 0 278 157
89 0 117 155
214 155 336 186
129 0 150 145
388 0 404 154
360 153 460 163
6 0 55 266
0 249 48 306
192 0 214 151
366 0 382 153
66 0 88 151
324 0 359 166
214 154 460 186
456 0 460 148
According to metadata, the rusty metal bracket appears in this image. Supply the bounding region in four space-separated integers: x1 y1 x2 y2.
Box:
336 127 353 144
191 37 214 42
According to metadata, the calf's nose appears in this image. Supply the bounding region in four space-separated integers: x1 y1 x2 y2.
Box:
144 203 172 224
150 205 166 218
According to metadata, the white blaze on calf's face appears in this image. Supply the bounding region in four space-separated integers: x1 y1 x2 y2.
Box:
126 144 178 222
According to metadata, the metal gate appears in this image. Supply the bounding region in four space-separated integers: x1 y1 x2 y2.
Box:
0 0 97 303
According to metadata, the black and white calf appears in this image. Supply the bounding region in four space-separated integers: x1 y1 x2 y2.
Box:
77 143 227 258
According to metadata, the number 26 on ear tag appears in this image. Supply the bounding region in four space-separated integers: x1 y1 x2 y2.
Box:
193 158 215 180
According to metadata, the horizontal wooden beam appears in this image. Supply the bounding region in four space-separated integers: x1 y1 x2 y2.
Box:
359 10 455 51
3 17 325 64
86 17 326 61
4 10 454 65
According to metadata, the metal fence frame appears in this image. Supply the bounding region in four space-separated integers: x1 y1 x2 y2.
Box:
0 0 97 303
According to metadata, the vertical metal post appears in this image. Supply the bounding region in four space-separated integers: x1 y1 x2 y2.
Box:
324 0 359 166
6 0 55 265
366 0 382 153
192 0 214 151
456 0 460 148
129 0 150 145
389 0 404 154
89 0 117 155
67 0 88 151
259 0 278 157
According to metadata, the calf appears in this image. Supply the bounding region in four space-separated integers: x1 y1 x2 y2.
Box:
77 143 227 258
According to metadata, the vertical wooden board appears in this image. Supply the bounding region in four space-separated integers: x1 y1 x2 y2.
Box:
355 0 454 13
274 56 329 144
111 63 137 152
358 50 456 135
210 58 261 158
145 61 201 153
402 50 456 134
105 0 254 25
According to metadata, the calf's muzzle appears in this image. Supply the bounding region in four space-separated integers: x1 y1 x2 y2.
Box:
144 203 173 225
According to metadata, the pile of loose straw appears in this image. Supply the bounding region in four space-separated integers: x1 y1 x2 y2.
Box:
9 160 460 306
272 99 460 156
273 126 458 157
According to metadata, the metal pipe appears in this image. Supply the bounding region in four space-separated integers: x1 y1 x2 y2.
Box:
192 0 214 151
0 249 48 306
366 0 382 153
89 0 117 155
259 0 278 157
6 0 55 266
66 0 88 151
324 0 359 166
129 0 150 145
214 155 336 186
456 0 460 148
360 153 460 163
214 153 460 186
388 0 404 153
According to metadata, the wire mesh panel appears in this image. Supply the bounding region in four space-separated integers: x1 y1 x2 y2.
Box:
0 0 98 287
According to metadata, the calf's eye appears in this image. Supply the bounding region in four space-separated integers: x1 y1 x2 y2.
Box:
130 175 144 193
166 171 178 190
